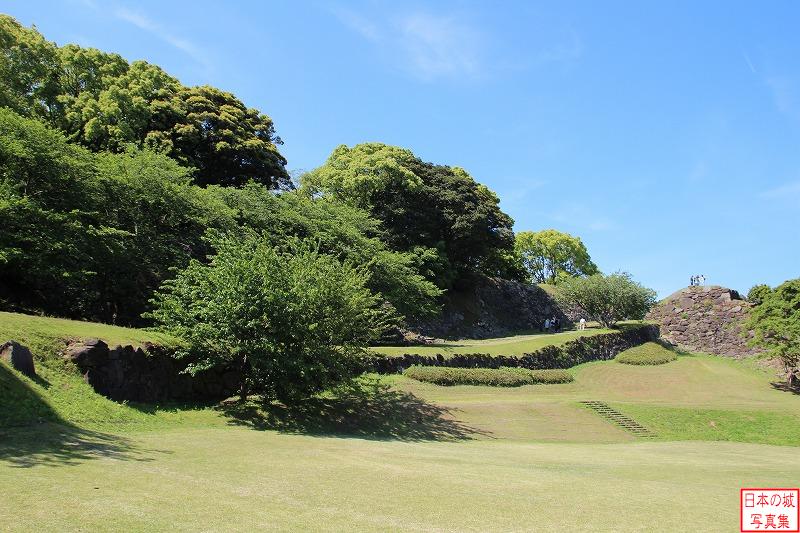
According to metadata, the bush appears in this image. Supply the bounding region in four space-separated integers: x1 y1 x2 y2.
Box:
556 272 657 328
147 234 396 403
616 342 678 365
403 366 573 387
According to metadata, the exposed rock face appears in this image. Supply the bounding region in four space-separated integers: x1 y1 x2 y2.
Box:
64 340 239 402
0 341 36 378
409 276 571 339
646 286 761 357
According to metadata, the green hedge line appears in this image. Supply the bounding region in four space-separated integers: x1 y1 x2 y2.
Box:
403 366 573 387
615 342 677 365
372 324 659 373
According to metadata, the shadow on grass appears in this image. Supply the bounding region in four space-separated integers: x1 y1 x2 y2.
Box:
0 424 160 468
770 382 800 395
216 380 491 442
0 364 160 468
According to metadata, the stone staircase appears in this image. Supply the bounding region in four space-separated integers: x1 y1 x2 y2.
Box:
579 400 657 438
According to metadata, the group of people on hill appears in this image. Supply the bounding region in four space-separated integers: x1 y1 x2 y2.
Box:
690 274 706 286
543 317 561 333
544 316 588 333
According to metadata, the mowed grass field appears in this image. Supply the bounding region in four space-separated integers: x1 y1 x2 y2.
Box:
1 311 799 532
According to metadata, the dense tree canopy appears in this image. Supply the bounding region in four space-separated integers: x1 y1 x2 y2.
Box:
303 142 518 286
0 108 440 324
0 15 289 188
147 235 394 402
515 229 598 285
745 280 800 386
556 272 656 328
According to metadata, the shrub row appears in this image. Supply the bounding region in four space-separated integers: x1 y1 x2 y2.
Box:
372 324 659 373
615 342 677 365
403 366 573 387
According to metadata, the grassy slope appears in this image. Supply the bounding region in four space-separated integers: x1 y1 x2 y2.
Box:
372 327 610 356
2 311 800 531
0 311 206 429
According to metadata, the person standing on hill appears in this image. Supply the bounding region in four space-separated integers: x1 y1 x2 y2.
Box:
579 317 586 330
544 318 551 332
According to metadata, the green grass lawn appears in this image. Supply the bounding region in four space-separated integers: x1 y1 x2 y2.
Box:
372 327 611 356
1 311 799 531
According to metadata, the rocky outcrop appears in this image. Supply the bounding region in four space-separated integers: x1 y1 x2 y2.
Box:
646 286 761 357
64 339 240 402
0 341 36 378
409 276 571 339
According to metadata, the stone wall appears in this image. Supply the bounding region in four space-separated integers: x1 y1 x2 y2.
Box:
373 324 659 373
65 339 240 402
646 286 761 357
408 276 572 340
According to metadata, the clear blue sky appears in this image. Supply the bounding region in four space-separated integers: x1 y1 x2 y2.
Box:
5 0 799 296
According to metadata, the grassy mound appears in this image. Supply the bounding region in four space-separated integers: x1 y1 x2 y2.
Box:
616 342 678 365
403 366 573 386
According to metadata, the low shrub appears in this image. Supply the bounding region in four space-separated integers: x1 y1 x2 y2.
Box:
403 366 573 387
616 342 677 365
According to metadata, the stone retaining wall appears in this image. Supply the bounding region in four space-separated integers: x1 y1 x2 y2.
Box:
373 324 659 373
646 286 761 357
64 339 239 402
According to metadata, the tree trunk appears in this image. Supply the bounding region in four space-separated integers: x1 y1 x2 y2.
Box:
239 354 249 402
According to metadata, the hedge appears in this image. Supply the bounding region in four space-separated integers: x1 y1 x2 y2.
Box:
403 366 573 387
372 324 659 373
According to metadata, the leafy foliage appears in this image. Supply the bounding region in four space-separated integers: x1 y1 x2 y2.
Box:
747 284 771 306
556 272 657 328
403 366 573 386
303 142 518 286
515 229 598 284
615 342 677 365
147 234 395 402
211 185 442 319
745 279 800 384
0 15 289 188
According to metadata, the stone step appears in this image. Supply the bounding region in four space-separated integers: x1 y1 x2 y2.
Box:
579 400 657 438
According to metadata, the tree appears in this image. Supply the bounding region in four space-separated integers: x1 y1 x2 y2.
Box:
0 15 290 189
303 143 517 286
147 235 395 402
515 229 598 284
747 284 771 306
0 15 61 118
556 272 656 328
210 184 443 320
745 280 800 387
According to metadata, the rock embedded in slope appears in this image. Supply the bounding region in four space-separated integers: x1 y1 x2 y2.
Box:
0 340 36 378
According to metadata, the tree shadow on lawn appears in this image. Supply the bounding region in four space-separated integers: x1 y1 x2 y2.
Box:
770 382 800 396
0 364 164 468
216 380 491 442
0 423 163 469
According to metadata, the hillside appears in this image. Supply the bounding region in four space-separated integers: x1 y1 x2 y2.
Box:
2 311 800 531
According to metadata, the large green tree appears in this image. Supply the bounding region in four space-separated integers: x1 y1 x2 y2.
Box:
745 280 800 387
211 184 443 319
303 142 518 286
147 235 394 402
555 272 656 328
0 15 290 189
515 229 598 285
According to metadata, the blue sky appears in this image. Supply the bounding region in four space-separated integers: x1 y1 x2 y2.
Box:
4 0 799 296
